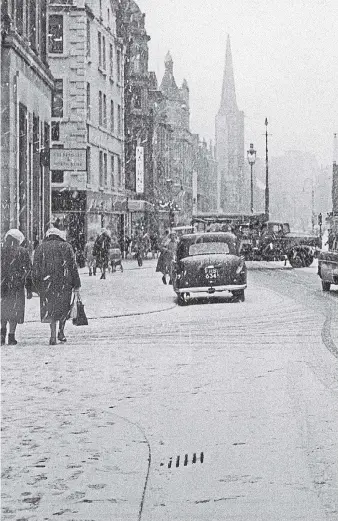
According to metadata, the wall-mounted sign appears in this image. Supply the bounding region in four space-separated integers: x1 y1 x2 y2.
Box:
135 146 144 194
50 148 87 171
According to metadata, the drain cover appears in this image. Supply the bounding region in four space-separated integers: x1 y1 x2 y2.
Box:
160 452 204 469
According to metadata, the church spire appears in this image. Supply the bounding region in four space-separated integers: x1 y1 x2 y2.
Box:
219 35 238 114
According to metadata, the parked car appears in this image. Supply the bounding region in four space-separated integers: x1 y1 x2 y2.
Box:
172 232 247 305
318 236 338 291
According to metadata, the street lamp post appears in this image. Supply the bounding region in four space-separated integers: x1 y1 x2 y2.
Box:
247 143 256 214
265 118 270 219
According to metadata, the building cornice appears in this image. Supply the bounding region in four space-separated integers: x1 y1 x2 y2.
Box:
2 32 54 89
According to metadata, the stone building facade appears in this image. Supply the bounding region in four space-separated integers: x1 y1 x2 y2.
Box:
159 52 194 225
215 35 244 213
1 0 54 243
192 136 217 213
48 0 125 254
117 0 155 233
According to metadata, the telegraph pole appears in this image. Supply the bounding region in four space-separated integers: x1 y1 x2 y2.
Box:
265 118 269 219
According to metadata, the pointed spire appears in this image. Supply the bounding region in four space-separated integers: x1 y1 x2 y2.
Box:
164 51 173 74
219 35 238 114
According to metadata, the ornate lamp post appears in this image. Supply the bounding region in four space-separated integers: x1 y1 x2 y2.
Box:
247 143 256 214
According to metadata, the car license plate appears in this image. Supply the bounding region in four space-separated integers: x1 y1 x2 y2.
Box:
205 267 218 280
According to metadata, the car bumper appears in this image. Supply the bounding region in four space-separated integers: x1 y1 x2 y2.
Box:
177 284 247 294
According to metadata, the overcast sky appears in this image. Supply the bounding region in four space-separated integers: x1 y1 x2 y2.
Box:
137 0 338 167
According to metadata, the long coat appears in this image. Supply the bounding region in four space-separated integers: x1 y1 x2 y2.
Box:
1 244 32 323
33 236 81 322
93 234 111 268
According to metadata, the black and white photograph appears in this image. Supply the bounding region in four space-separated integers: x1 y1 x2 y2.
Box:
1 0 338 519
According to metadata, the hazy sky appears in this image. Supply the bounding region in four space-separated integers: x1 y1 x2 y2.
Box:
137 0 338 166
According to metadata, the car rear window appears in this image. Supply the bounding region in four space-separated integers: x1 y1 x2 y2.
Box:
189 242 230 256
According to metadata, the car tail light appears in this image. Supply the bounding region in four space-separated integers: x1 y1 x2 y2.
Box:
236 256 245 274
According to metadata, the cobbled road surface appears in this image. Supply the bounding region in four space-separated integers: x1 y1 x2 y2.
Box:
2 259 338 521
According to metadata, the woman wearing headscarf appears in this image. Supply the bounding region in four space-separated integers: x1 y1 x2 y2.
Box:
92 229 111 279
32 227 81 345
1 229 33 345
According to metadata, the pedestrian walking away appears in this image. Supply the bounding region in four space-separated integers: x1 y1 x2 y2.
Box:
92 229 111 279
84 236 97 276
156 229 172 284
32 227 81 345
1 229 33 345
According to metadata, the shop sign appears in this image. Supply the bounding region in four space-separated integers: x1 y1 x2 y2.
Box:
50 148 87 171
135 146 144 194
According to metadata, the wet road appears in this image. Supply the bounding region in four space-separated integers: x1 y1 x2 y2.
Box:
1 262 338 520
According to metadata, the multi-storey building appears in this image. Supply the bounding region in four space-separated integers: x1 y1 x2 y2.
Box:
1 0 54 244
215 35 245 213
159 52 194 225
48 0 125 255
117 0 155 233
192 136 218 213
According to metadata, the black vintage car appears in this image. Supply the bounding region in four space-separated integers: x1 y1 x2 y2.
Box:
172 232 247 305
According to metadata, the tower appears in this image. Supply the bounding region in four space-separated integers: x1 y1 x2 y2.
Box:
215 35 244 212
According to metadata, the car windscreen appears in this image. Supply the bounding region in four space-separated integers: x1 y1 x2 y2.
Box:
189 242 230 256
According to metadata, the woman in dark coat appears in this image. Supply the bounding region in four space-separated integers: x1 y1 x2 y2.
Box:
33 227 81 345
1 229 33 345
92 229 111 279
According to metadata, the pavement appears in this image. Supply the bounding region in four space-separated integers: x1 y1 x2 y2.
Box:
2 259 338 520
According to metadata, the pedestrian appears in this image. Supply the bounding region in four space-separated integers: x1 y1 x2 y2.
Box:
150 232 159 258
32 227 81 345
156 229 171 284
92 229 111 279
1 229 33 345
84 236 96 276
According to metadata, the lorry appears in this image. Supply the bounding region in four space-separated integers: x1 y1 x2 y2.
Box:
191 212 321 268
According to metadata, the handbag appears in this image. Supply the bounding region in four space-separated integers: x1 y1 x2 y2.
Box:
72 294 88 326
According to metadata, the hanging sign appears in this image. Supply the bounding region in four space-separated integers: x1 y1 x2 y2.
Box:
135 146 144 194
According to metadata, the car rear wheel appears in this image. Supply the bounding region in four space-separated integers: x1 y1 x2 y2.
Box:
233 289 245 302
322 280 331 292
177 293 188 306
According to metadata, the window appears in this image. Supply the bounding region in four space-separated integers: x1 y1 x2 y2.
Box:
104 153 108 186
98 31 102 67
117 104 121 135
86 83 91 120
110 100 114 133
16 0 24 35
86 146 91 184
133 87 142 109
51 121 60 141
111 155 115 187
109 44 113 77
98 91 102 126
29 0 37 51
52 171 64 183
102 35 106 70
52 79 63 118
99 151 103 186
86 18 91 56
48 14 63 53
117 49 121 81
117 155 122 186
103 94 107 127
189 242 230 256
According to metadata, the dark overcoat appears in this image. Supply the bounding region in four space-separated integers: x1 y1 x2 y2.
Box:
1 244 32 323
33 236 81 322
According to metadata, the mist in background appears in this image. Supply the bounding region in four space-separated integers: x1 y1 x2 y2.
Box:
138 0 337 167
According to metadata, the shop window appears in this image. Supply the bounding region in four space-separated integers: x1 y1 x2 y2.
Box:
48 14 63 53
52 171 64 183
52 79 63 118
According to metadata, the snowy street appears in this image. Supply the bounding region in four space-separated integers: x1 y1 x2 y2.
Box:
2 259 338 521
